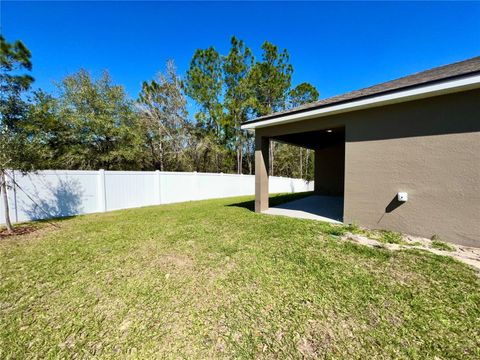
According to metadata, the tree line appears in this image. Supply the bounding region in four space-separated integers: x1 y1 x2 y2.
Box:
1 34 319 185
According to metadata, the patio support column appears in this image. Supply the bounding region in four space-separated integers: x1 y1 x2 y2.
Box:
255 135 269 212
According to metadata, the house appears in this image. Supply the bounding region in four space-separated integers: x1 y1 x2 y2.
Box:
241 57 480 247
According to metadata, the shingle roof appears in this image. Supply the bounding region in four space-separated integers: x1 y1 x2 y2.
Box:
246 56 480 124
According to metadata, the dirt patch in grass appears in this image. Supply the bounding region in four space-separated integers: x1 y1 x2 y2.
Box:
343 232 480 273
0 221 66 245
155 253 195 270
0 225 38 238
298 310 375 359
298 319 338 358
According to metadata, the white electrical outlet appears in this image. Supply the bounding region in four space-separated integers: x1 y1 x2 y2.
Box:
397 192 408 202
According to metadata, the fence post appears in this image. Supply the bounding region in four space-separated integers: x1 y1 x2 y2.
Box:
154 170 161 205
97 169 107 212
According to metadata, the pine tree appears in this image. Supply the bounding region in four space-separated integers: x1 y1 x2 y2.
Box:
223 36 254 174
185 47 224 137
249 41 293 175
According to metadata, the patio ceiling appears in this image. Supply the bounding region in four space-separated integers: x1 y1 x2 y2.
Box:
271 127 345 149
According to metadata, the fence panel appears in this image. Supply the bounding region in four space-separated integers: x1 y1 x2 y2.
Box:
6 170 98 223
104 171 158 211
195 173 254 200
160 172 200 204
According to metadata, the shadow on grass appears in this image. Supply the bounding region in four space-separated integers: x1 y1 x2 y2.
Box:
30 215 78 225
227 191 314 212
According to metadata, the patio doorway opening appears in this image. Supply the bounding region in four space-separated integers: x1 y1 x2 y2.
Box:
267 127 345 223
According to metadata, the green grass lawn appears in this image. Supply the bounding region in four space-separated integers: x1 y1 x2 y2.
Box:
1 194 479 359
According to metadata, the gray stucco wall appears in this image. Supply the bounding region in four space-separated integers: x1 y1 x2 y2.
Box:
255 89 480 246
314 143 345 196
343 90 480 247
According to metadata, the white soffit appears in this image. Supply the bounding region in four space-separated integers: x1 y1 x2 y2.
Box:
241 74 480 130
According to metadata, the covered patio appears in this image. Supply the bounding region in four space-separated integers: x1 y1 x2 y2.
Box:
253 127 346 222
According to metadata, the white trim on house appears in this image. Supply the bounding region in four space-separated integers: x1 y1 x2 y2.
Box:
241 74 480 130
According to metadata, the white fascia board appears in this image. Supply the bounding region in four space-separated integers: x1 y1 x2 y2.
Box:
241 74 480 130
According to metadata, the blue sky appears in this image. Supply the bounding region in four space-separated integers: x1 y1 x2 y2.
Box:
2 1 480 105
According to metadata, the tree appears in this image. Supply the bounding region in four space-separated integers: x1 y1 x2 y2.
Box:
185 47 224 137
0 35 36 233
184 126 233 173
184 38 320 178
15 37 320 183
52 69 147 170
283 82 319 179
23 90 70 169
249 41 293 175
223 36 254 173
288 82 319 108
139 60 189 171
249 41 293 116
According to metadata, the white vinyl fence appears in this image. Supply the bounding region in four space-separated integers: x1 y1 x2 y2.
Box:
1 170 313 224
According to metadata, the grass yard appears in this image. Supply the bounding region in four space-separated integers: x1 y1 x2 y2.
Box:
1 193 479 359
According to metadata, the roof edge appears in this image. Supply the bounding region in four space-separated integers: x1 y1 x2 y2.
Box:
241 72 480 130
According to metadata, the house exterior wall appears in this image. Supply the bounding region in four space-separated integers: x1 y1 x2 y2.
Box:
254 89 480 247
314 142 345 196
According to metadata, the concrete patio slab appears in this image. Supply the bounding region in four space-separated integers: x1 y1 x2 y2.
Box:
263 195 343 224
